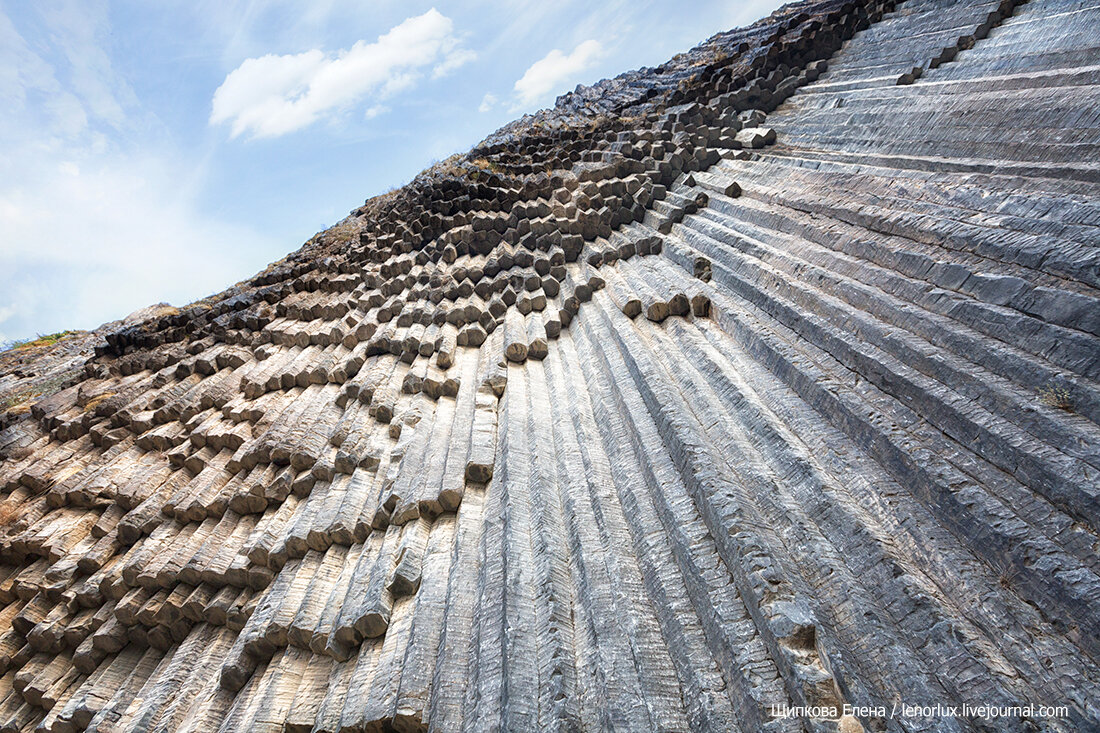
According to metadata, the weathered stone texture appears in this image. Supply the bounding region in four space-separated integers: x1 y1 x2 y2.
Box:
0 0 1098 730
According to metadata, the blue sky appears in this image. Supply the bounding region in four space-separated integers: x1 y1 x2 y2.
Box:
0 0 782 344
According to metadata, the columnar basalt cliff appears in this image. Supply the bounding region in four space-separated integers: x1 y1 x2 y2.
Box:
0 0 1098 730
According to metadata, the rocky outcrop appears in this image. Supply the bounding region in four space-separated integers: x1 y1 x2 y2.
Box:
0 306 182 435
0 0 1097 730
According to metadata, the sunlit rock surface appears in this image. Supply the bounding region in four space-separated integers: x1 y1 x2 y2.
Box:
0 0 1098 730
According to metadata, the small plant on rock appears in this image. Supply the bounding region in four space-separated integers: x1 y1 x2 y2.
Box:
1038 383 1074 411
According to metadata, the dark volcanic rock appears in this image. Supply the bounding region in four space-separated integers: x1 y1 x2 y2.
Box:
0 0 1098 730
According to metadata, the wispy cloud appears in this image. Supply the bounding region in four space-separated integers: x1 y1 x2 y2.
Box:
0 154 277 343
513 39 603 107
38 0 136 128
210 8 472 139
478 92 497 113
364 104 389 120
433 48 477 79
0 4 278 343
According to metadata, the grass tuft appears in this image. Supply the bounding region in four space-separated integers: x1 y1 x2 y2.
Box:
1038 383 1074 411
4 330 80 352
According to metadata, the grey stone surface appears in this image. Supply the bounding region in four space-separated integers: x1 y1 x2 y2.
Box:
0 0 1098 730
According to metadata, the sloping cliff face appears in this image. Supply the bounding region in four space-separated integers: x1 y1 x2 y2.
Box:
1 0 1099 730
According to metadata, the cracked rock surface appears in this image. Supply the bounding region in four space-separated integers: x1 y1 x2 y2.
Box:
0 0 1098 730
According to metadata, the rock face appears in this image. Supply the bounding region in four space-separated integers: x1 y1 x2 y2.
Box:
1 0 1098 730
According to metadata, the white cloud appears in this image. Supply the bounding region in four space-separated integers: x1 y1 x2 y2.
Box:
0 152 278 344
0 11 55 104
478 93 497 113
210 8 470 139
0 4 279 344
433 48 477 79
513 39 603 106
39 0 136 128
